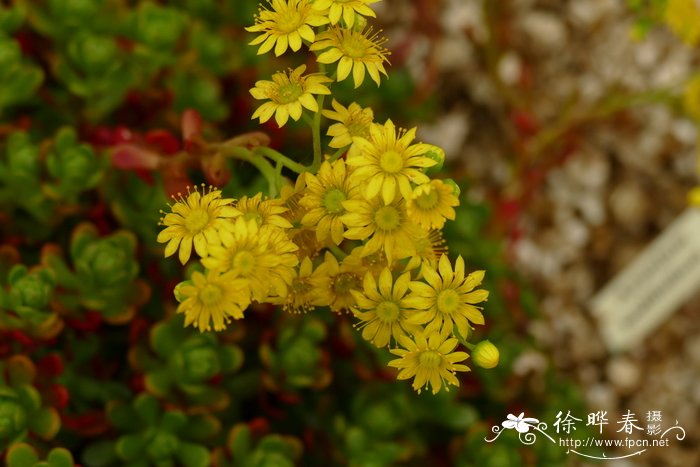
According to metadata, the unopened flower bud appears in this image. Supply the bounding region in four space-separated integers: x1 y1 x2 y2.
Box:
472 340 499 369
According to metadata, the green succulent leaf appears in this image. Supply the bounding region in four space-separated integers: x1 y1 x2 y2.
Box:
28 407 60 440
176 442 210 467
6 442 39 467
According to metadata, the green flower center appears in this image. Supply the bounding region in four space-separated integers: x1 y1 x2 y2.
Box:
375 301 400 323
333 272 359 294
198 283 223 306
185 209 209 233
436 289 460 315
232 250 256 276
379 150 403 173
341 31 370 58
374 205 401 231
276 82 304 104
415 189 439 210
322 188 347 214
418 350 442 369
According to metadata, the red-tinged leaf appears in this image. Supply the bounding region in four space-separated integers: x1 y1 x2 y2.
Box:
208 374 223 386
67 311 102 332
130 374 145 393
10 330 33 346
49 384 70 409
248 417 269 437
111 143 161 170
112 126 134 144
134 168 155 185
145 129 180 155
37 353 64 377
128 317 149 345
89 126 114 146
202 153 231 186
181 108 203 151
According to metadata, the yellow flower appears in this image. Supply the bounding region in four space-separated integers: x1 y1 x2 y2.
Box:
665 0 700 45
279 174 308 223
300 159 361 244
250 65 332 127
269 257 318 313
341 196 421 261
246 0 328 56
157 185 240 265
342 245 391 278
406 180 459 230
237 192 293 229
202 218 297 302
264 224 301 296
351 268 419 348
405 255 489 338
346 119 436 203
404 228 447 273
176 270 251 332
310 27 389 88
312 0 379 27
388 331 470 394
322 99 374 149
309 251 362 311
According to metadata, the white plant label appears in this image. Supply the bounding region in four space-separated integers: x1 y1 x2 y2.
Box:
590 208 700 352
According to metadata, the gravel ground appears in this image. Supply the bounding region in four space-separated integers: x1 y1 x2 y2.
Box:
381 1 700 465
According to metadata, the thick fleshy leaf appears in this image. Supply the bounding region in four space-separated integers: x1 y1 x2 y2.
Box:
116 433 148 461
186 414 221 441
227 424 252 459
111 143 161 170
144 369 172 396
134 394 160 425
160 410 187 432
46 447 75 467
218 346 244 373
107 402 138 430
6 443 39 467
30 407 60 439
176 442 210 467
81 440 118 467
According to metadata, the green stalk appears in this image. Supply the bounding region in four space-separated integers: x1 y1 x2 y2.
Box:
254 146 308 174
220 145 280 197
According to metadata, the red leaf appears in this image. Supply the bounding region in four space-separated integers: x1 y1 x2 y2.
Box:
181 109 203 151
37 353 64 377
111 143 161 170
145 130 180 155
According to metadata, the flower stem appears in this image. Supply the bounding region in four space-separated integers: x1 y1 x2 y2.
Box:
453 326 474 350
328 244 346 260
220 145 280 197
309 63 328 172
328 145 348 162
254 146 308 174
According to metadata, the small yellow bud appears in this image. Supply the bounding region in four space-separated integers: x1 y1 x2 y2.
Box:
472 340 499 369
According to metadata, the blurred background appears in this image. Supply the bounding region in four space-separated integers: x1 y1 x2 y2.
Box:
0 0 698 466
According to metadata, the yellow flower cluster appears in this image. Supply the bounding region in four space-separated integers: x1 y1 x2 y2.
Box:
156 0 497 395
247 0 389 126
